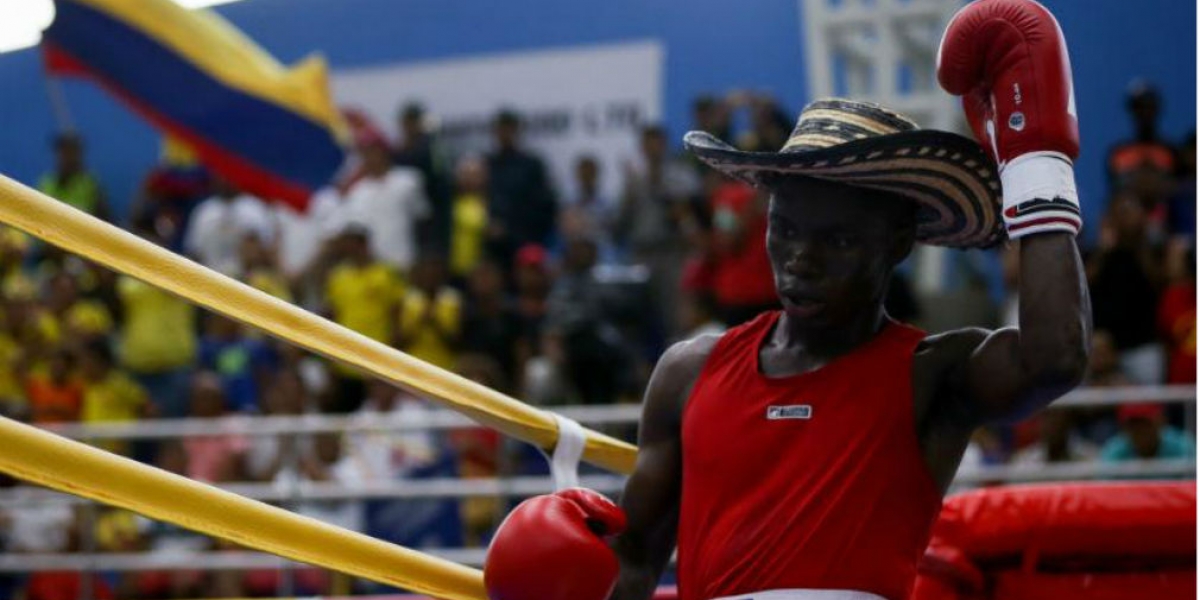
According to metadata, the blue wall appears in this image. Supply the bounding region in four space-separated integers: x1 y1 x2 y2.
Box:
0 0 1193 236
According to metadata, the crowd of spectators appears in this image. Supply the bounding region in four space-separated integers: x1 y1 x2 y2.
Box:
0 83 1193 599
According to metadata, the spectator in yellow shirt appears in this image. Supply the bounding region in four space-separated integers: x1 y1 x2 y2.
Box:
239 233 293 304
117 221 196 418
0 328 24 411
78 339 149 455
396 255 461 371
45 272 114 341
449 156 489 281
0 227 31 290
324 226 402 411
3 278 59 382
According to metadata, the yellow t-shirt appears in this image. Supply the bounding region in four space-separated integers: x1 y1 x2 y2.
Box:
94 509 142 552
241 269 293 340
2 271 35 301
82 370 147 423
0 226 30 253
326 262 403 344
0 333 24 403
450 194 487 277
33 310 61 346
0 306 61 348
398 288 461 370
247 269 293 303
0 296 54 389
63 300 115 338
82 370 147 455
117 276 197 373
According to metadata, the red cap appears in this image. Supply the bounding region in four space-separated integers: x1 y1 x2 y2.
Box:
515 243 547 269
354 128 389 150
341 107 389 149
1118 404 1165 424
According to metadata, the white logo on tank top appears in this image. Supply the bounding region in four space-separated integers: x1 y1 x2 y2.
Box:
766 405 812 420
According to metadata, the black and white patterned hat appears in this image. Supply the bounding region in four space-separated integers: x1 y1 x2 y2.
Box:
684 98 1004 248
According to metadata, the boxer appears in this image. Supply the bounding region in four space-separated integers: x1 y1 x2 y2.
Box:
485 1 1091 599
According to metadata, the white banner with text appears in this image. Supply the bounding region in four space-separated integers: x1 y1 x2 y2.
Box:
333 40 665 201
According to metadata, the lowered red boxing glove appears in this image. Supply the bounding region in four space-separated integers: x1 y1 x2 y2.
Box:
485 488 627 600
937 0 1082 239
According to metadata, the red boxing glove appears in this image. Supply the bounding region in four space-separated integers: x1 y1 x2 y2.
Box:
937 0 1082 239
485 488 627 600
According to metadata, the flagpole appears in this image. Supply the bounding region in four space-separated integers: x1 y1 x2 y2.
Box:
44 74 75 133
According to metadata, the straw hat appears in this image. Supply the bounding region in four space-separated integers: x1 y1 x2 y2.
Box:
684 98 1004 248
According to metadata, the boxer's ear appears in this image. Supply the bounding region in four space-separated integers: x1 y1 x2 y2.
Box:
885 198 917 266
887 225 915 267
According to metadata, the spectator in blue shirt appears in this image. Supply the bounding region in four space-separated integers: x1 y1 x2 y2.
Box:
1101 404 1195 464
198 312 278 413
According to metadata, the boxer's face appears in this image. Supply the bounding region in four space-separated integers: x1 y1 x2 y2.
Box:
766 176 914 329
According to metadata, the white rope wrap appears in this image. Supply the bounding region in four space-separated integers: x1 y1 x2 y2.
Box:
545 413 587 491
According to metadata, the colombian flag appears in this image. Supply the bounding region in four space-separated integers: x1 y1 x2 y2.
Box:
42 0 346 210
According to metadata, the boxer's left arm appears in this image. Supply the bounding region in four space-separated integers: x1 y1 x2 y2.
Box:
611 334 717 600
947 235 1091 425
934 0 1092 425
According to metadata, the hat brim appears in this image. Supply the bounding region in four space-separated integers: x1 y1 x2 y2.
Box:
685 129 1004 248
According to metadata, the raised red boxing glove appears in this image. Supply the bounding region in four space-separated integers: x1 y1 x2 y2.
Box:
937 0 1082 239
484 488 627 600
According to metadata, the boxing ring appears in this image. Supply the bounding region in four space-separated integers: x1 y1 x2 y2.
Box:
0 173 1195 600
0 173 635 599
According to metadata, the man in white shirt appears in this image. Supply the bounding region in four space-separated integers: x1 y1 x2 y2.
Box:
346 379 441 480
1 484 78 553
273 185 346 280
183 178 275 277
342 139 431 272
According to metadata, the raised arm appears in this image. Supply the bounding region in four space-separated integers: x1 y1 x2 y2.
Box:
958 235 1091 422
936 0 1092 424
611 335 716 600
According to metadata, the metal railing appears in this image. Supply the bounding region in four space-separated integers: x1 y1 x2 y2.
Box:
0 385 1193 578
35 385 1196 440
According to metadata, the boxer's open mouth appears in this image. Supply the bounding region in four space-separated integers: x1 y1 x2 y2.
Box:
782 294 827 318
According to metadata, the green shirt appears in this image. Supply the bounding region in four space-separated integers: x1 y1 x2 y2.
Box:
38 171 102 215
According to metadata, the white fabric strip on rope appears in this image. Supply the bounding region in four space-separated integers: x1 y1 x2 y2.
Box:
545 413 587 491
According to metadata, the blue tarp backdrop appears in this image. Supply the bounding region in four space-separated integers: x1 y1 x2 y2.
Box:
0 0 1194 232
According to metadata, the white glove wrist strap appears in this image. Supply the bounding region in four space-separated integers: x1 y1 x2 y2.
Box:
1000 151 1082 239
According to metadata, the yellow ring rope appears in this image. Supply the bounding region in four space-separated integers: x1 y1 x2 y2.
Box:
0 416 486 600
0 174 637 475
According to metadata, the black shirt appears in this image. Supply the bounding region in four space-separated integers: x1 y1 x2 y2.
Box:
486 148 557 247
461 300 524 384
1090 246 1160 350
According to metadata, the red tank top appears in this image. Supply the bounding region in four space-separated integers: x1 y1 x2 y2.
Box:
677 312 941 600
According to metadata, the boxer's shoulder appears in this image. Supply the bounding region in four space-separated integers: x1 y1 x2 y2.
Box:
655 333 724 391
667 331 724 362
643 333 725 423
911 327 1001 421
